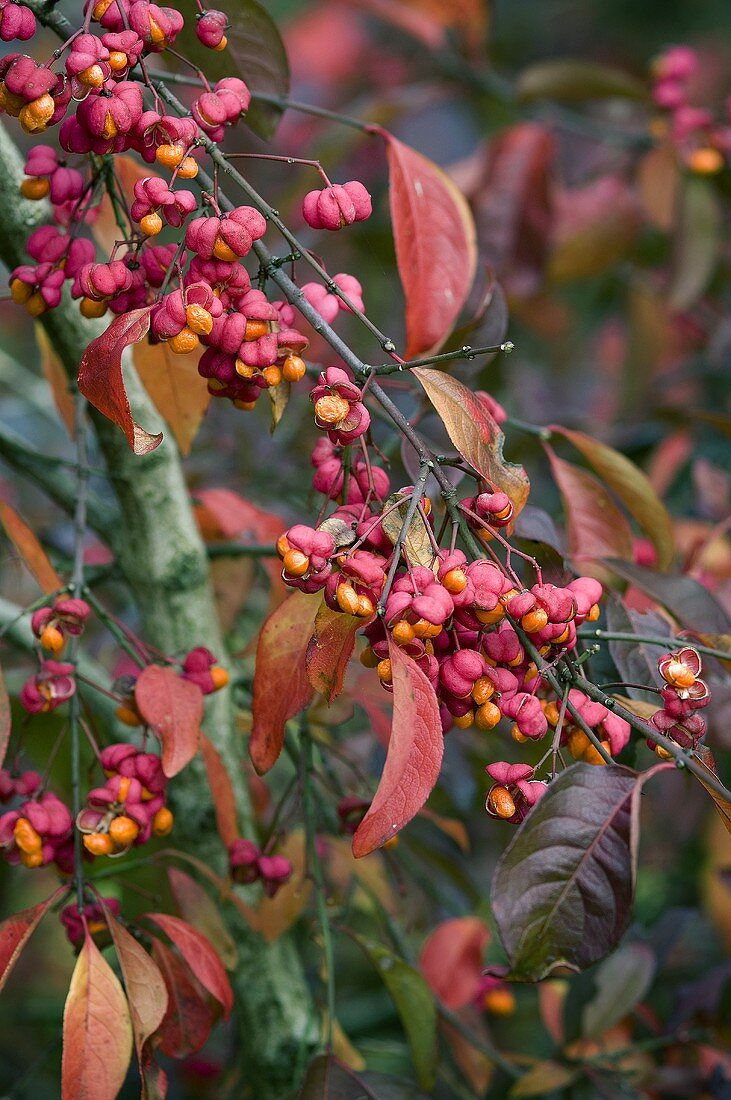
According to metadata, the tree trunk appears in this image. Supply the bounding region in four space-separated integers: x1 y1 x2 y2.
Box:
0 122 318 1099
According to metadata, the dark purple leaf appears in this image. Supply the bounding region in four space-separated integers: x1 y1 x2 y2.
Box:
297 1055 430 1099
492 763 642 980
604 596 670 703
604 560 731 634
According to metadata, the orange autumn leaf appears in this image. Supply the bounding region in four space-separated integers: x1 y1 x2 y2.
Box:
133 339 211 457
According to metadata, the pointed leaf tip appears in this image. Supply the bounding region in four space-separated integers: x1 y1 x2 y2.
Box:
78 308 163 454
385 133 477 357
352 638 443 857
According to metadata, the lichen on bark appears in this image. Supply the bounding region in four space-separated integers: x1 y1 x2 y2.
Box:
0 120 318 1098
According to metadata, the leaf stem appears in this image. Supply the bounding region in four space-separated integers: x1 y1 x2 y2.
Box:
69 391 90 910
300 723 336 1049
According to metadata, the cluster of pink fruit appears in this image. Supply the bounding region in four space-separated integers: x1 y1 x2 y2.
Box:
651 46 731 174
269 400 646 822
1 594 231 873
3 0 374 418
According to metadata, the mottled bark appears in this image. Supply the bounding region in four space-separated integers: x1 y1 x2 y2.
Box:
0 121 317 1098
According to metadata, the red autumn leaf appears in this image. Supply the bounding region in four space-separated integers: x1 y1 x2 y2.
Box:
250 590 321 774
385 132 477 357
549 426 674 569
0 665 10 771
167 867 238 970
62 933 133 1100
0 500 63 593
306 603 361 703
134 665 203 778
133 340 211 457
472 122 554 298
544 445 634 562
150 938 219 1059
419 917 490 1009
349 668 393 748
194 486 286 594
78 308 163 455
0 891 61 993
352 637 443 858
105 912 168 1064
411 368 531 517
200 733 240 849
144 912 233 1018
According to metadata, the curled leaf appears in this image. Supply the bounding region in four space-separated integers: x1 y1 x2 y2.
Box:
412 367 530 516
472 122 554 298
150 938 218 1058
693 748 731 838
352 933 438 1090
381 491 436 570
668 176 721 311
582 942 655 1039
78 308 162 455
167 867 238 970
0 666 9 770
36 324 74 437
604 559 731 633
352 637 443 857
385 133 477 357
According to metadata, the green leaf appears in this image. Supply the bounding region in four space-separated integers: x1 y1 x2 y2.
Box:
517 60 647 103
492 764 642 981
550 427 674 569
510 1061 578 1097
351 934 438 1090
667 176 721 311
582 942 655 1039
173 0 290 140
